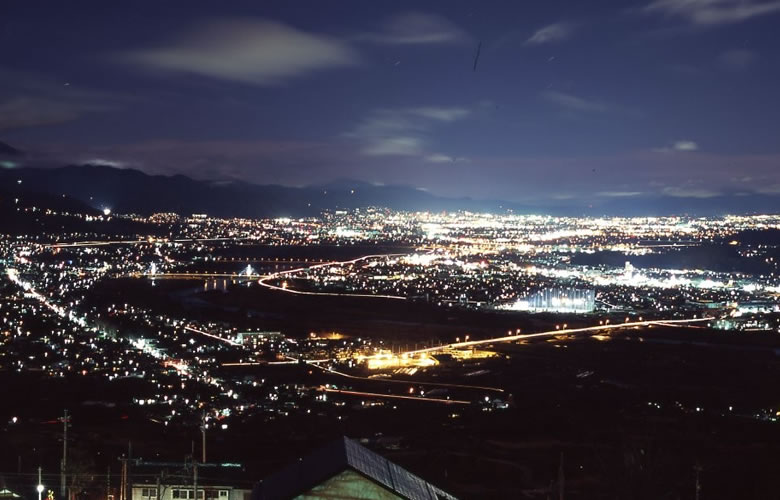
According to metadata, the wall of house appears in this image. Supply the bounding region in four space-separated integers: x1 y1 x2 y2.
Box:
295 470 402 500
132 484 249 500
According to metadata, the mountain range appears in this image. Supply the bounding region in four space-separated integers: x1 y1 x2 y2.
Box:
0 141 23 157
0 140 778 218
0 164 522 218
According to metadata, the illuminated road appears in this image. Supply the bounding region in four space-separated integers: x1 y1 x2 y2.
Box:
313 363 506 393
221 360 300 366
257 253 408 300
135 272 270 279
220 356 505 392
184 325 240 346
320 387 470 405
47 237 250 248
361 316 715 359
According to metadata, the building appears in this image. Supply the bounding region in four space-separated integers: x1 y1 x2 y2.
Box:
235 331 284 349
252 437 458 500
508 288 595 313
131 483 249 500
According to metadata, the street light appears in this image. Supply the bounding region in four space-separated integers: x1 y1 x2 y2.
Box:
37 466 44 500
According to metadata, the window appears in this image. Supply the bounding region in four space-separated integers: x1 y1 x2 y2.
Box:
219 491 228 498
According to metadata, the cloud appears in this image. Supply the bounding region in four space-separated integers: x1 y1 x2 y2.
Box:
124 19 358 85
0 68 123 132
0 97 84 132
662 186 720 198
347 106 470 158
719 49 757 70
644 0 780 25
357 12 469 45
363 136 423 156
597 191 643 197
541 91 608 113
653 140 699 152
426 154 460 164
82 158 126 168
525 22 574 45
33 138 355 185
405 107 470 122
425 153 454 163
673 140 698 151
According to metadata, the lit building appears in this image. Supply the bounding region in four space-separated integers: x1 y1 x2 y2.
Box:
508 288 595 313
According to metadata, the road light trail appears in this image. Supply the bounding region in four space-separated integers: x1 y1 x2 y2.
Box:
184 325 240 346
257 253 408 300
314 362 506 393
47 237 251 248
221 360 300 366
137 273 271 279
362 316 715 359
321 387 470 405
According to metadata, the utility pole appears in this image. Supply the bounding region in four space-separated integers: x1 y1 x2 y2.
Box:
201 413 207 464
60 410 69 500
126 442 132 500
118 461 126 500
106 466 111 500
192 460 198 500
694 464 702 500
558 452 564 500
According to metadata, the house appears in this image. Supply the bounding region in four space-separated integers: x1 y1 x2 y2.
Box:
252 437 457 500
0 488 21 500
131 483 250 500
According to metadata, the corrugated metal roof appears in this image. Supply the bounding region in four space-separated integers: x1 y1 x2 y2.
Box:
253 437 457 500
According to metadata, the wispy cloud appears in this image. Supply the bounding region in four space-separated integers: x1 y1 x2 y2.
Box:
673 140 698 151
719 49 757 70
406 107 470 121
0 68 123 132
357 12 469 45
123 19 358 85
424 154 470 164
347 106 470 158
541 91 608 113
598 191 643 197
0 97 86 132
662 186 721 198
363 136 423 156
525 22 574 45
425 153 455 163
756 184 780 194
654 140 699 152
644 0 780 25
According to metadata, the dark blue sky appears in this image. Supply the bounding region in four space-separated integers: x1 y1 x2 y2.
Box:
2 0 780 203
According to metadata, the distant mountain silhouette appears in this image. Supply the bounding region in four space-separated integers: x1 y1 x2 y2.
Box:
0 165 522 218
0 164 777 217
0 140 23 157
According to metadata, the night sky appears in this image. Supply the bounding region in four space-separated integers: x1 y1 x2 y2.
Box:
2 0 780 203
